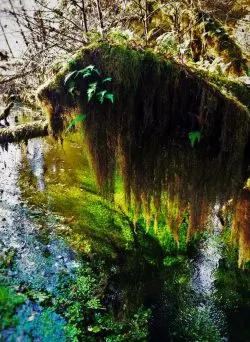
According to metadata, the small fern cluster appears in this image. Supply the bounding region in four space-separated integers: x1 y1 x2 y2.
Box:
64 64 114 129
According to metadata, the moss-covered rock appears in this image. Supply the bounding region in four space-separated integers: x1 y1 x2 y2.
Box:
37 43 250 261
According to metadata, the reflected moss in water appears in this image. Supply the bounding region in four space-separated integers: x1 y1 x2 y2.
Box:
18 133 162 340
19 133 136 259
17 132 250 341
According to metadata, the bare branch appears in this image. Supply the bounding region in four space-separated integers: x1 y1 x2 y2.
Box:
0 20 14 58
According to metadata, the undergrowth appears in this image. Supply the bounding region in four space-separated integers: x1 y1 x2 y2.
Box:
0 284 26 331
213 228 250 341
56 260 151 342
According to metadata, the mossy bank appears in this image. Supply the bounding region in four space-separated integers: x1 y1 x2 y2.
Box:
38 43 250 265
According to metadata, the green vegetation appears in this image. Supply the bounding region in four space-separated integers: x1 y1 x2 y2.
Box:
0 284 26 330
64 64 114 105
7 307 67 342
188 131 202 148
213 229 250 341
64 64 114 141
6 124 250 341
160 246 223 341
173 306 222 342
190 17 247 76
57 260 151 342
17 130 209 341
19 133 135 258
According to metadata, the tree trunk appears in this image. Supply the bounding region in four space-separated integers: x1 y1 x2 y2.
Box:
81 0 88 32
0 102 14 121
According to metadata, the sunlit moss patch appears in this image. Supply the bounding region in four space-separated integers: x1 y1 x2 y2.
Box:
19 133 135 259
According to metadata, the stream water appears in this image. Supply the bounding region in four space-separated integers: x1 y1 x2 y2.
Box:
0 108 80 340
0 106 248 341
189 210 228 341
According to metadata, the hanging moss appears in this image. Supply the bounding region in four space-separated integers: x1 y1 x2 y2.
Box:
37 43 250 262
232 187 250 268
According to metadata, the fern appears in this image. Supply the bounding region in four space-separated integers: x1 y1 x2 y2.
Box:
97 90 107 104
87 82 98 102
65 64 114 131
64 71 78 85
102 77 112 83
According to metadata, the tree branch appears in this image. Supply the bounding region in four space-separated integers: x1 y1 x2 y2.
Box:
0 120 48 144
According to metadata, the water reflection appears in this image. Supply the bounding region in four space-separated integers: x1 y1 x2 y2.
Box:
0 109 77 340
26 138 46 191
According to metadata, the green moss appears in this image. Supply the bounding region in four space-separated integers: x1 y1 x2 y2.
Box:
0 284 27 330
196 70 250 111
214 229 250 309
0 248 16 267
37 43 250 260
19 133 135 259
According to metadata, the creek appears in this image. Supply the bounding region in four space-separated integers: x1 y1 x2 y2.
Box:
0 105 249 341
